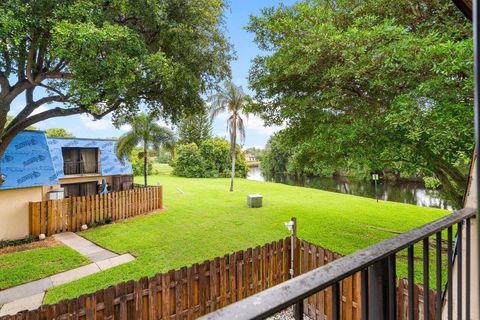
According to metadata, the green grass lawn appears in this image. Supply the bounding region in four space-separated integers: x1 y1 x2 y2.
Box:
0 245 89 290
43 168 449 304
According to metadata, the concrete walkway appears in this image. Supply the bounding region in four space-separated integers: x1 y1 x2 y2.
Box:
0 232 134 316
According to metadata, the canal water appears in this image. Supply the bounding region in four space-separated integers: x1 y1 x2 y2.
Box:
247 167 453 210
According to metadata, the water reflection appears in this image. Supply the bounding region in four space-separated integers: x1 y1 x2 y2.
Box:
247 167 453 210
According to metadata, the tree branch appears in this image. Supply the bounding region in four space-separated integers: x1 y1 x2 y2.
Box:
6 95 68 132
39 71 72 80
5 106 83 138
91 100 122 120
0 73 9 99
25 35 38 84
6 79 33 103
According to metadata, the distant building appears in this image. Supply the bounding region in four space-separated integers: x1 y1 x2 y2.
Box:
246 153 257 162
0 130 133 240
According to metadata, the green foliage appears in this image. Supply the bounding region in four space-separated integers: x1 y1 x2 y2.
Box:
261 132 291 175
130 148 153 177
424 177 441 190
172 138 247 178
0 0 232 157
45 128 75 138
171 143 205 178
0 236 34 249
247 0 473 206
209 81 251 190
199 138 231 177
178 112 212 146
157 149 172 164
116 113 175 186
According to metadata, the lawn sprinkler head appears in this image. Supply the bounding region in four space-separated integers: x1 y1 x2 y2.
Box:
284 221 294 233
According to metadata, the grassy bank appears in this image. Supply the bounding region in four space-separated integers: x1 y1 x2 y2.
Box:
44 168 448 304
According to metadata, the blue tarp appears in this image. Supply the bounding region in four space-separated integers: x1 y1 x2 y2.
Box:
0 131 58 189
0 131 132 190
47 137 132 178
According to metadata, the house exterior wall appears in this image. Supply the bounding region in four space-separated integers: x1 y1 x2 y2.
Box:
0 131 57 190
46 138 132 178
442 152 479 319
0 175 128 241
0 186 43 240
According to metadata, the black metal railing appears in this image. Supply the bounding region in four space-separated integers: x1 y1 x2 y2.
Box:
199 208 476 320
63 161 99 175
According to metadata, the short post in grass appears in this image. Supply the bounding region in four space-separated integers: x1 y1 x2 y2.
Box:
372 173 379 202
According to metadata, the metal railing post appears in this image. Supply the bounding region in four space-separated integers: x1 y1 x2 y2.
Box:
368 258 389 320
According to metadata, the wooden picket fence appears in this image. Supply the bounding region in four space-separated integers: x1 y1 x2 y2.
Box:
29 186 163 237
0 237 436 320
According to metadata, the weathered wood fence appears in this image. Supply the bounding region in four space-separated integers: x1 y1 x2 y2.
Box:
29 186 163 237
0 237 435 320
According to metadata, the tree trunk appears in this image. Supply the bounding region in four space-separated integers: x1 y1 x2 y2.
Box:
0 125 24 160
230 150 236 192
230 118 237 192
423 149 468 208
143 142 148 187
435 167 463 207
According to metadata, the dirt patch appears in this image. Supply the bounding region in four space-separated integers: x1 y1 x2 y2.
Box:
0 237 62 255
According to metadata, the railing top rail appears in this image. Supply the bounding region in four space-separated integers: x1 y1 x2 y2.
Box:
199 207 476 320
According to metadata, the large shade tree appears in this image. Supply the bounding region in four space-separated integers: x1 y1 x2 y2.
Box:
116 113 175 187
210 81 250 192
247 0 473 206
0 0 231 158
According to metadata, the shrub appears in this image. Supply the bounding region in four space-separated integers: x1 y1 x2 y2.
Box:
0 236 35 249
172 143 206 177
130 148 153 176
199 138 231 177
424 176 441 189
171 138 248 178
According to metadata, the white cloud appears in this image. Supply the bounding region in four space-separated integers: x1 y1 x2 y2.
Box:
244 115 285 136
119 124 132 132
80 114 112 130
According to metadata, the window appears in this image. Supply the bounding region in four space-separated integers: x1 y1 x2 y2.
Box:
62 148 99 175
62 182 98 197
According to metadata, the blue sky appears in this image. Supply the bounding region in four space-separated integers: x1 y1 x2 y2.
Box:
9 0 297 148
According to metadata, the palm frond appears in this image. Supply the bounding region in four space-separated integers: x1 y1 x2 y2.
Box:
149 124 176 151
116 132 140 165
236 116 246 144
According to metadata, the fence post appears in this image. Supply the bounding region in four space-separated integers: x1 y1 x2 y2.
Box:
291 217 304 320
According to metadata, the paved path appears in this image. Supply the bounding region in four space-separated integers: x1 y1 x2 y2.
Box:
0 232 134 316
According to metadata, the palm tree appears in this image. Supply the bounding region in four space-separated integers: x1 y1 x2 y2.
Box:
210 81 250 192
116 113 176 186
